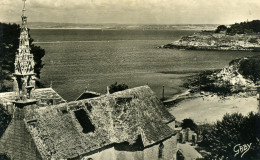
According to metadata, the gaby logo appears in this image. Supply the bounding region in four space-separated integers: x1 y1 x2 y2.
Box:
233 143 252 158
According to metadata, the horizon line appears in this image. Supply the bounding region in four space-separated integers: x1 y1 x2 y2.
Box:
1 21 229 25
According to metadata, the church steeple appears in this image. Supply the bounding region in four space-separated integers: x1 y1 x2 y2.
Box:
13 0 37 106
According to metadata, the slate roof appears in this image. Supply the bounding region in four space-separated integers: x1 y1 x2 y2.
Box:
24 85 176 159
0 88 66 104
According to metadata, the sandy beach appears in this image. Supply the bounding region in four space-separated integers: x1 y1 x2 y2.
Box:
168 95 258 124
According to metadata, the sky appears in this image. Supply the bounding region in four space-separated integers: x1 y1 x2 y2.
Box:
1 0 260 24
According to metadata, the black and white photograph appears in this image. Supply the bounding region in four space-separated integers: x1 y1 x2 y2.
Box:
0 0 260 159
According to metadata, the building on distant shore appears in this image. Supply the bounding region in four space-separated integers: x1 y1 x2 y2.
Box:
0 1 178 159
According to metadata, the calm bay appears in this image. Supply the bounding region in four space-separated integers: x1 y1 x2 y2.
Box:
30 29 258 101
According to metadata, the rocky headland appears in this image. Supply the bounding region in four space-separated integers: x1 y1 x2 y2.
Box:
166 56 260 124
160 20 260 51
164 55 260 108
160 31 260 51
185 55 260 96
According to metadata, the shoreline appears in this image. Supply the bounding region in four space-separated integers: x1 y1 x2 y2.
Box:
159 31 260 52
160 44 260 52
167 93 258 124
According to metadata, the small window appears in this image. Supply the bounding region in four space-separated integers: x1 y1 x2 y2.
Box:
74 109 95 133
158 143 164 159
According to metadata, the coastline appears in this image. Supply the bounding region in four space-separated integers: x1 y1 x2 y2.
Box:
160 44 260 51
164 59 259 124
167 94 258 124
159 31 260 51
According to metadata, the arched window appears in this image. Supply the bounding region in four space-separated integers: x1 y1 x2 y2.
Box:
158 143 164 159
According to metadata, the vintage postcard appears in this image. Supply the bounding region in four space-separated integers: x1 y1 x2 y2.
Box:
0 0 259 159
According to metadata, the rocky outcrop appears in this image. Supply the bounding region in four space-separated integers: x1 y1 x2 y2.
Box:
183 56 258 96
212 58 255 91
160 32 260 51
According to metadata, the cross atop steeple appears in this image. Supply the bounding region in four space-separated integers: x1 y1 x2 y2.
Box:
21 0 27 27
22 0 26 15
12 0 37 107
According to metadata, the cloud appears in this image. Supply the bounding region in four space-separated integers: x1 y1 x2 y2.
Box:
1 0 260 24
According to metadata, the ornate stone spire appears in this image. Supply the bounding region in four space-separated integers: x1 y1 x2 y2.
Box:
13 0 36 106
15 0 34 75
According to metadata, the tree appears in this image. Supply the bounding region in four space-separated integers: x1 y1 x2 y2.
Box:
0 105 11 138
215 25 227 33
226 20 260 35
0 22 45 91
109 82 129 94
199 112 260 160
181 118 198 132
238 56 260 83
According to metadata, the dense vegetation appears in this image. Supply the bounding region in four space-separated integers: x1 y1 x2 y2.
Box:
237 55 260 83
181 118 198 133
183 69 234 96
215 20 260 35
215 25 228 33
109 82 129 94
0 22 45 91
199 112 260 160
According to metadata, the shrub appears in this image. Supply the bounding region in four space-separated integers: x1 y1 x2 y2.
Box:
215 25 227 33
109 82 129 94
199 112 260 160
181 118 198 133
238 56 260 83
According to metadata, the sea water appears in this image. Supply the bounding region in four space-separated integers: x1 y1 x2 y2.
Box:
30 29 258 101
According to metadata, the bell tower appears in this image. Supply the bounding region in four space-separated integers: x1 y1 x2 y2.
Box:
13 0 37 107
